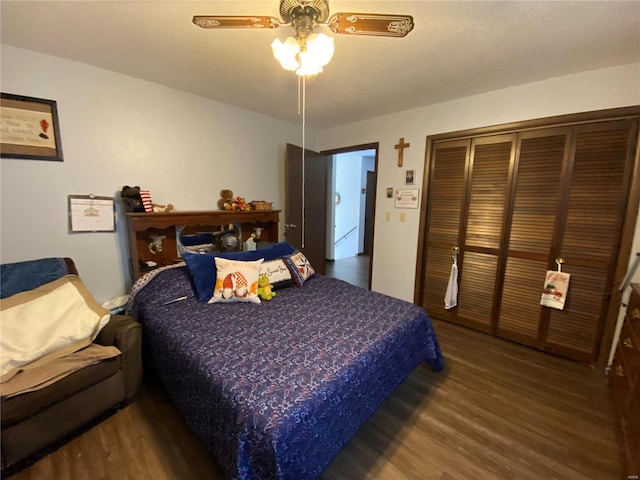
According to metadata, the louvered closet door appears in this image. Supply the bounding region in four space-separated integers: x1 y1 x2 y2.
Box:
418 111 639 364
457 135 516 332
419 139 469 322
544 119 638 362
498 127 570 348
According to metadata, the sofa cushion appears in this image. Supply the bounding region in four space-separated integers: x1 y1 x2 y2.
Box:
1 356 121 427
1 344 121 399
1 371 125 470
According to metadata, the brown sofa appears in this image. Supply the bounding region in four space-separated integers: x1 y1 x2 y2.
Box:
0 258 142 471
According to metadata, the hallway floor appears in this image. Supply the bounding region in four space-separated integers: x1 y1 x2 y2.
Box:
325 254 369 289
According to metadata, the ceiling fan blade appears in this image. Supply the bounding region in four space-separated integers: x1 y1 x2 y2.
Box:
327 13 414 37
193 16 282 29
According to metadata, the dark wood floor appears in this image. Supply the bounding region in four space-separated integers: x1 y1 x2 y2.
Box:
7 320 621 480
325 254 369 289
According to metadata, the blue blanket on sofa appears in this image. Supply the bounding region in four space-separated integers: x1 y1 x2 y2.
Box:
0 257 70 299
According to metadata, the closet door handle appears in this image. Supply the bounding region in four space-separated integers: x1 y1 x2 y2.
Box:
622 337 634 349
284 224 297 229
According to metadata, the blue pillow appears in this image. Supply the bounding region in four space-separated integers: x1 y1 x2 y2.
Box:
183 241 296 302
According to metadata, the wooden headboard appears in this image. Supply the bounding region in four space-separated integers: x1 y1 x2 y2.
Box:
125 210 280 280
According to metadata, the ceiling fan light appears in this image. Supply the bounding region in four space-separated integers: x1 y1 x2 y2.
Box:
271 37 300 71
272 32 334 76
306 33 334 66
296 51 324 76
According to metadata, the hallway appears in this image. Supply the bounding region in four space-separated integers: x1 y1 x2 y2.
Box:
324 255 369 289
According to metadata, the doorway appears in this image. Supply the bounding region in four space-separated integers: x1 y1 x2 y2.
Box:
324 146 378 289
284 142 379 289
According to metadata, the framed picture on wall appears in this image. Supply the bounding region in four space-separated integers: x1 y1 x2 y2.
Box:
395 188 420 209
0 93 64 161
68 195 115 232
405 169 415 185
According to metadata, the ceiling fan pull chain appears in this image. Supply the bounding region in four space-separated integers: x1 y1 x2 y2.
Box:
297 74 301 116
301 75 306 249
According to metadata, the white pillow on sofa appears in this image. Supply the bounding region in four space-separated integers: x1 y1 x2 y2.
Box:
0 274 110 382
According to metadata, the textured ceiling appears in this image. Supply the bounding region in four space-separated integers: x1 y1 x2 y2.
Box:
1 1 639 129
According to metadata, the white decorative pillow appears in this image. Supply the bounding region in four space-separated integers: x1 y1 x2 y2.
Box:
0 275 110 382
209 257 263 304
259 258 293 289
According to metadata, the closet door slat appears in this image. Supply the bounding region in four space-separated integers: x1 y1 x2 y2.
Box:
428 144 468 245
499 257 548 345
458 252 498 330
508 134 567 254
548 121 636 360
496 129 569 345
419 140 469 321
465 140 512 250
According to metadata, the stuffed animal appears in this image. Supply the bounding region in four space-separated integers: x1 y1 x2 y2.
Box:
152 203 175 213
120 185 145 212
218 189 234 210
257 274 276 301
232 196 251 211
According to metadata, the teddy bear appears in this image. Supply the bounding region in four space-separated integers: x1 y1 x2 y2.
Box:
257 274 276 301
218 189 234 210
120 185 145 212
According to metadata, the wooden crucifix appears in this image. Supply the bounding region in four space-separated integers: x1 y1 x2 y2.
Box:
395 137 410 167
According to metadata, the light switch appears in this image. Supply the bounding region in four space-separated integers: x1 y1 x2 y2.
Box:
385 212 391 222
400 212 406 223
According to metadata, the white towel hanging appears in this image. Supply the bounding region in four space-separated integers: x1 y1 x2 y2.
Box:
444 257 458 310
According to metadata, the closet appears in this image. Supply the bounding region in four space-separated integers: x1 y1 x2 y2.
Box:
415 107 640 364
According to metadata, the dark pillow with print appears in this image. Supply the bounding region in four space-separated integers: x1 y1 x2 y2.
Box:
183 241 296 302
282 251 316 287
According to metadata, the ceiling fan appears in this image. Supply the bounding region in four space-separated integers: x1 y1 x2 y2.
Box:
193 0 414 75
193 0 414 37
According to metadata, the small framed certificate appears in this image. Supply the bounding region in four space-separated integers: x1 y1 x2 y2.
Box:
68 195 115 232
394 188 420 209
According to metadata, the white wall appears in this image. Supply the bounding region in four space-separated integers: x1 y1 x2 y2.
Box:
2 44 639 313
333 151 362 260
315 63 640 302
0 45 300 302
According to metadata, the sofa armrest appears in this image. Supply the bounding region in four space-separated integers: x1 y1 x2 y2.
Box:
95 314 142 401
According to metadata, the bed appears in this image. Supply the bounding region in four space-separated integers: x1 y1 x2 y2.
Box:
128 251 444 479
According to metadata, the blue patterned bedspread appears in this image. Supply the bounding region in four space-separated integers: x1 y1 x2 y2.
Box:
130 266 444 479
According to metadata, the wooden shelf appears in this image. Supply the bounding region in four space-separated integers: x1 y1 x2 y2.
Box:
125 210 280 280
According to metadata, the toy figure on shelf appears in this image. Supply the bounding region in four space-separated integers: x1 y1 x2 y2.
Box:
232 196 251 211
